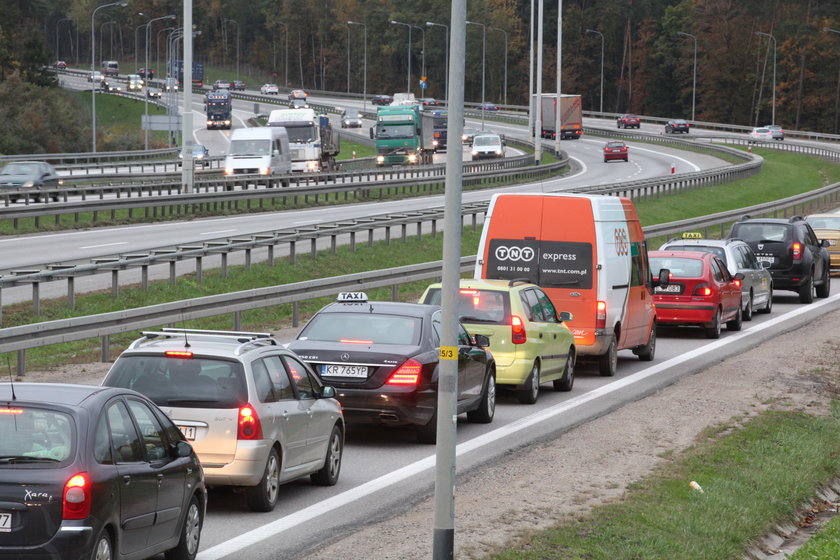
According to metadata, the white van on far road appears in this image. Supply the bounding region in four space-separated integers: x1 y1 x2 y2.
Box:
224 127 292 188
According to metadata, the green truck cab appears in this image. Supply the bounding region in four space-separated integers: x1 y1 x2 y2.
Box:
370 102 435 167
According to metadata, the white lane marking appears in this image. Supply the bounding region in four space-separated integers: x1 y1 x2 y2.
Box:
79 242 127 249
194 291 840 559
199 229 238 236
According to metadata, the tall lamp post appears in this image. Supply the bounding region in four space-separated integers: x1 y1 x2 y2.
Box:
91 0 127 153
341 23 350 93
823 27 840 134
489 26 508 106
585 28 604 114
426 21 448 103
270 21 288 87
755 31 776 126
144 14 176 149
56 18 71 62
676 31 697 121
157 25 174 78
390 20 413 93
348 21 367 112
412 24 425 84
134 13 149 70
465 20 486 130
100 21 117 63
224 18 240 80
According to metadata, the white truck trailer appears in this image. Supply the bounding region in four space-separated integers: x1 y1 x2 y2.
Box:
267 108 340 172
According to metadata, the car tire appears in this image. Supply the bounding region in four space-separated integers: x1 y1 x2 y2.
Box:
743 293 754 322
246 448 280 512
311 424 343 486
758 287 774 314
90 528 113 560
165 495 202 560
516 362 540 404
598 339 618 377
799 273 815 304
816 268 831 299
726 305 743 331
553 352 575 392
467 370 496 423
704 309 722 339
633 324 656 362
416 407 437 444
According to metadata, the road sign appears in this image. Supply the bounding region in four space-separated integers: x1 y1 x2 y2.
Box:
141 114 182 131
420 80 427 89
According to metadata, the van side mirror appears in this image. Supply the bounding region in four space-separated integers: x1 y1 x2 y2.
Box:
369 127 374 139
654 268 670 288
557 311 573 322
273 149 279 156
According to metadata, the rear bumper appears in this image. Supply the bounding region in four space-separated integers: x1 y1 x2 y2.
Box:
334 386 436 427
654 303 717 326
0 523 94 559
199 440 272 487
768 269 811 290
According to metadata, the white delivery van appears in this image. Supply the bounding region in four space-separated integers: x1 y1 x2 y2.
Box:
224 127 291 187
474 193 668 376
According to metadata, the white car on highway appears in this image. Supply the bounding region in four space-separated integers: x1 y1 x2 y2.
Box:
748 127 774 141
260 83 279 95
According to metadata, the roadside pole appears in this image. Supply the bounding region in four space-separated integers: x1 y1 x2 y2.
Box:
432 0 466 558
534 0 544 164
554 0 562 154
181 0 194 193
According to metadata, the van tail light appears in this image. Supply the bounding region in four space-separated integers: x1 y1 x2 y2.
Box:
63 473 91 520
238 405 263 440
386 358 423 385
511 315 527 344
595 301 607 330
693 283 713 297
792 242 803 261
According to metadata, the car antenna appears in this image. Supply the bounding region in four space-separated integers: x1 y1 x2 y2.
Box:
6 356 16 400
180 312 191 348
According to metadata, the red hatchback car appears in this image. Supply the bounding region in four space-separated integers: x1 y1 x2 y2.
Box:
649 250 744 339
603 141 628 162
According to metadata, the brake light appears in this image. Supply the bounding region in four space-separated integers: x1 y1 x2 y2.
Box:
165 350 193 358
63 473 90 520
339 339 374 344
238 405 263 440
733 278 742 288
386 359 423 385
595 301 607 330
693 283 713 296
511 315 527 344
792 242 803 261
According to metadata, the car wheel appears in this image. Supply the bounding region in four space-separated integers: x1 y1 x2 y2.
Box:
743 293 754 322
633 323 656 362
704 309 722 339
598 339 618 377
758 287 774 314
165 495 202 560
816 268 831 298
553 352 575 392
516 362 540 404
246 448 280 512
311 425 343 486
799 272 814 304
467 369 496 423
90 528 113 560
726 304 743 332
416 407 437 444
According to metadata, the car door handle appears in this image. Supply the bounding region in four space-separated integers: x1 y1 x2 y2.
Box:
157 474 164 486
282 411 289 420
122 475 131 485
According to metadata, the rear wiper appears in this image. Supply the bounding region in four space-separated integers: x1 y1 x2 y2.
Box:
0 455 60 464
459 316 497 323
164 398 221 405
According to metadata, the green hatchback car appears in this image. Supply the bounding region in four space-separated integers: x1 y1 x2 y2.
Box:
420 279 575 404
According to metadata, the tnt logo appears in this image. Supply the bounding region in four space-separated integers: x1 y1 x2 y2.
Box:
495 245 536 262
614 228 629 256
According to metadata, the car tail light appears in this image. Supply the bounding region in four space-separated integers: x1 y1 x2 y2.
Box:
165 350 193 358
238 405 263 440
595 301 607 330
693 283 713 296
792 242 803 261
511 315 527 344
63 473 90 520
386 359 423 385
733 278 742 288
339 339 374 344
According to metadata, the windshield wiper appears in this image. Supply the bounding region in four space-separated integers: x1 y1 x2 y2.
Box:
164 398 223 405
0 455 61 464
459 316 498 323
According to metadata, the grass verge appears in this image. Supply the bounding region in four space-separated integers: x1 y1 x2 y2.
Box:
488 405 840 560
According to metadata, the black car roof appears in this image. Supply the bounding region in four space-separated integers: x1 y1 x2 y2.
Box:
0 383 118 407
319 300 438 318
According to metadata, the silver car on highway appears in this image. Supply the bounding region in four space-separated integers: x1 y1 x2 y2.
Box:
102 328 345 512
659 235 774 319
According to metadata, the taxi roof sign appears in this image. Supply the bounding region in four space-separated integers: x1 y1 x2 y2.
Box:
337 292 368 303
681 232 704 239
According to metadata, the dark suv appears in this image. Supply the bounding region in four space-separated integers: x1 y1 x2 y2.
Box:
728 215 831 303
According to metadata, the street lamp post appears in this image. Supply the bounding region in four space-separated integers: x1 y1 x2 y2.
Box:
100 21 117 63
224 18 240 80
823 28 840 134
348 21 367 112
157 25 174 79
466 20 486 130
91 0 127 153
56 18 71 62
755 31 776 126
390 20 413 93
134 13 149 70
341 23 350 94
412 25 425 84
676 31 697 121
426 21 448 103
270 21 288 87
489 26 508 106
144 14 176 149
585 28 604 114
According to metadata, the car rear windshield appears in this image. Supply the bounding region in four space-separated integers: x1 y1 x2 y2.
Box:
105 355 248 408
298 312 423 345
663 244 726 262
0 406 74 466
649 257 704 278
423 288 510 325
731 223 790 243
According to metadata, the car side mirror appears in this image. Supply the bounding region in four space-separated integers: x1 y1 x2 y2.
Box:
654 268 670 288
174 440 193 458
273 149 279 156
558 311 573 322
321 386 336 399
473 334 491 348
760 261 771 269
734 272 745 281
822 239 831 248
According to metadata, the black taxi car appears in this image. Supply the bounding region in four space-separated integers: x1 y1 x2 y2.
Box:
0 383 205 560
287 293 496 443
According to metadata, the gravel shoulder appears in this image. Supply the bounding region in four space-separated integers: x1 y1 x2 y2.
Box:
16 311 840 559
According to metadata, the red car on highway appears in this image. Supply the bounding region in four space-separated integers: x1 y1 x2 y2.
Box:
603 141 628 162
649 250 744 339
616 114 640 129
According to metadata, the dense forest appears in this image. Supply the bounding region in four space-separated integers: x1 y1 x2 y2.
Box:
3 0 840 152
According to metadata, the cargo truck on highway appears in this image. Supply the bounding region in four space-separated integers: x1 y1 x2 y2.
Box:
536 93 583 140
205 90 232 129
370 104 435 166
267 108 340 172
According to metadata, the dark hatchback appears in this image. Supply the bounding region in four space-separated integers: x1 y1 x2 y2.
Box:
0 383 206 560
287 293 496 443
664 119 690 133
